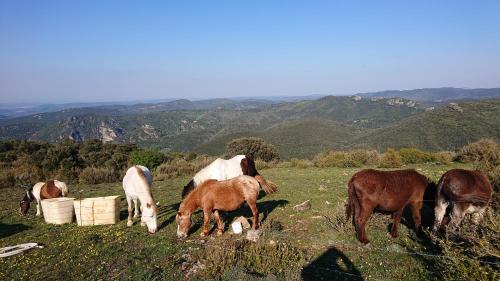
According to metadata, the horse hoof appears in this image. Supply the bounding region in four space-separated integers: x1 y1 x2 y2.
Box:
140 222 146 227
216 230 223 236
127 221 133 227
387 232 398 239
200 232 208 237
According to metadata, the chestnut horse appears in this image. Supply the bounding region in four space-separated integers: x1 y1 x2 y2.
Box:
346 169 433 244
176 175 267 238
181 155 277 198
19 180 69 216
433 169 492 232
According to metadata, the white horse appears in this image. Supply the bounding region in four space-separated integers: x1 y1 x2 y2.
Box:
123 165 158 234
19 180 69 216
182 155 277 198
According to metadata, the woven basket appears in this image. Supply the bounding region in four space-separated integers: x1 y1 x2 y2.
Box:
41 198 75 224
74 196 120 226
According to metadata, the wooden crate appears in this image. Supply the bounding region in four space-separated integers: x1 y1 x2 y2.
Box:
41 198 75 224
74 196 120 226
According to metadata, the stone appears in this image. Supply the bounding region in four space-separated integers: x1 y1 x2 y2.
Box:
246 229 261 242
293 200 311 211
233 216 251 229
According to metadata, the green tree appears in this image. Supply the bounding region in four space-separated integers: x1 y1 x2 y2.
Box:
130 149 166 169
226 137 280 161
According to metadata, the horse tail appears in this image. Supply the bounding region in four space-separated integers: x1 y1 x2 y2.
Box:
346 179 359 221
255 174 278 194
55 180 69 197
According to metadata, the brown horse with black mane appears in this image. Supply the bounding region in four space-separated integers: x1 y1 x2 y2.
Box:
433 169 492 232
346 169 434 244
176 175 267 238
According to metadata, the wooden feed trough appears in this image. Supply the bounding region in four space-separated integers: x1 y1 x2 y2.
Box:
41 197 75 224
73 196 120 226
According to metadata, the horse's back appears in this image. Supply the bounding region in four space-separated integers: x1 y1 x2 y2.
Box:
193 155 246 185
123 166 153 197
440 169 492 204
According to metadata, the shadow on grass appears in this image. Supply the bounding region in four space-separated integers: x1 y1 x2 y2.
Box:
221 199 289 231
0 223 31 239
301 247 363 281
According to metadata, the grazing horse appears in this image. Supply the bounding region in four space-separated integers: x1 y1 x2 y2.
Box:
181 155 277 199
19 180 69 216
433 169 493 232
123 165 158 234
346 169 433 244
176 175 267 238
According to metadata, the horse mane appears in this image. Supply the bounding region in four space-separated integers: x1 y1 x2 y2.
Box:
182 180 195 199
134 166 158 212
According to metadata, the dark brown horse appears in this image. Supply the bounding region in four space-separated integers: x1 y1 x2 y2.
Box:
433 169 492 232
346 169 433 244
176 175 269 238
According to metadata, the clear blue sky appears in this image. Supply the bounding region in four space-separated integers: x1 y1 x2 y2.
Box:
1 1 499 103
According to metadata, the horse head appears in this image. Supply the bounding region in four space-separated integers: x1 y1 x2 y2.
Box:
19 185 33 216
176 208 192 239
141 201 158 234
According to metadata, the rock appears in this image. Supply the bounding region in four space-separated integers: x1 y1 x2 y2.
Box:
325 201 332 205
293 200 311 211
246 229 261 242
233 216 251 230
231 221 243 234
269 240 276 246
448 102 463 112
318 185 327 192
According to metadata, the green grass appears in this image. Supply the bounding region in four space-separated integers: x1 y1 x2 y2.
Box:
0 162 489 280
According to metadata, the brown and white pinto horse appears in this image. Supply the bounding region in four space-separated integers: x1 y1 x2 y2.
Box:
181 155 277 198
346 169 434 244
19 180 69 216
433 169 493 232
176 175 267 238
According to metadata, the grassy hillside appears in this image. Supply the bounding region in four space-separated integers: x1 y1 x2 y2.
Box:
3 163 498 280
359 87 500 103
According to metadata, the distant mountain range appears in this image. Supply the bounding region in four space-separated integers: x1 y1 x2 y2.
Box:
1 88 499 158
358 87 500 104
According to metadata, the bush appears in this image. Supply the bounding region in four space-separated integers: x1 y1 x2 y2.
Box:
0 169 15 189
226 137 280 162
313 151 347 167
289 158 313 168
130 149 166 169
456 138 499 163
434 151 454 165
79 167 118 184
399 147 435 164
349 149 380 166
154 155 216 181
378 148 403 168
254 159 278 170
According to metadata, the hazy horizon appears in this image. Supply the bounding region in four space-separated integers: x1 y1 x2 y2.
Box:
1 1 500 103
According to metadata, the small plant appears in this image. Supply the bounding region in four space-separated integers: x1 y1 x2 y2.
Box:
226 137 280 162
378 148 403 168
399 147 435 164
433 151 454 165
79 167 118 184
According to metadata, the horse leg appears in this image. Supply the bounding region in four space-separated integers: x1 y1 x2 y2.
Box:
449 203 467 231
410 200 423 235
126 197 134 227
389 208 404 238
36 200 41 216
213 210 224 236
200 209 212 237
133 199 140 218
355 203 373 244
433 198 449 232
247 198 259 230
471 207 486 225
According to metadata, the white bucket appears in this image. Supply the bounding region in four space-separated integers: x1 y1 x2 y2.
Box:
232 221 243 234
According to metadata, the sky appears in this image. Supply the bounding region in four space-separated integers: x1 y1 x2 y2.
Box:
1 1 499 103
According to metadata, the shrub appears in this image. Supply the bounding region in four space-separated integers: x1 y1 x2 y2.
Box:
79 167 118 184
399 147 435 164
456 138 499 163
130 149 166 169
339 153 362 168
378 148 403 168
313 151 347 167
0 169 15 189
226 137 280 162
289 158 313 168
254 159 278 170
154 155 216 181
434 151 454 165
349 149 380 166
